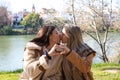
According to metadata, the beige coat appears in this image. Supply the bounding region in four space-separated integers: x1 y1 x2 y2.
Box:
20 42 63 80
20 42 95 80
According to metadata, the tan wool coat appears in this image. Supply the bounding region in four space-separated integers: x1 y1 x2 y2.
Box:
20 42 63 80
20 42 96 80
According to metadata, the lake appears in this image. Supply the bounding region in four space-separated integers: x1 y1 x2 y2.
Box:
0 33 120 71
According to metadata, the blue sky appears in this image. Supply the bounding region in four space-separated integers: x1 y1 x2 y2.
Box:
0 0 120 13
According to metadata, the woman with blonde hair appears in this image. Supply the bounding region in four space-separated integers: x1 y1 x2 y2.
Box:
59 25 96 80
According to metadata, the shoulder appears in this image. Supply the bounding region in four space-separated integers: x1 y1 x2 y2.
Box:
24 42 43 58
25 42 42 51
84 43 96 57
78 43 96 57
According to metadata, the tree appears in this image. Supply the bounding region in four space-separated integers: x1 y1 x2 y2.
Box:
21 13 43 33
83 0 114 62
43 17 69 30
0 5 11 28
112 8 120 31
63 0 78 25
0 0 12 35
71 0 77 25
41 8 58 18
64 0 114 62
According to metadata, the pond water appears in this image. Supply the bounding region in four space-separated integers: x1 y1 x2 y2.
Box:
0 33 120 71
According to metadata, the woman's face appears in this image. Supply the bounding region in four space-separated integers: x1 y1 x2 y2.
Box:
61 28 68 43
49 28 61 43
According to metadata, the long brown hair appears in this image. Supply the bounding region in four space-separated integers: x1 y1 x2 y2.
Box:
63 25 83 50
30 26 56 47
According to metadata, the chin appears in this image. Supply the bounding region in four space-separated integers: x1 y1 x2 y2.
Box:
61 41 66 43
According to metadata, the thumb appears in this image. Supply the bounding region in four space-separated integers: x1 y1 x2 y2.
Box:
60 50 66 55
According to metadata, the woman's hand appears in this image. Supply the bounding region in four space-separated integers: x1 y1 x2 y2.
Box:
48 44 61 57
47 44 71 57
58 45 71 55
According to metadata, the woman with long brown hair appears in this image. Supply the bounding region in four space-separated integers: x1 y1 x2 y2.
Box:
20 26 64 80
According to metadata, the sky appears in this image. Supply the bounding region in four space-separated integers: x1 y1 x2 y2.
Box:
0 0 65 13
0 0 120 13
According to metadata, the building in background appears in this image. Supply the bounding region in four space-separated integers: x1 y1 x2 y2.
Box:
32 4 35 13
12 9 30 28
12 13 23 27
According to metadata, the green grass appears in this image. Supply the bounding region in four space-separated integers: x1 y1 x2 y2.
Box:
92 63 120 80
0 69 22 80
0 63 120 80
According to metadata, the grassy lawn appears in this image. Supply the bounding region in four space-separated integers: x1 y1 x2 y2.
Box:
0 69 22 80
0 63 120 80
92 63 120 80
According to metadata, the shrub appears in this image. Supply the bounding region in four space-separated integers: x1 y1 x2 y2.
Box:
1 26 13 35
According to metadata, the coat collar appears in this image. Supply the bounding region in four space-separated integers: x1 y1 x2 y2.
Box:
25 42 42 50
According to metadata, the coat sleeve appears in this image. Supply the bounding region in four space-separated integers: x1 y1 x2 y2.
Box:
66 50 96 73
23 49 49 79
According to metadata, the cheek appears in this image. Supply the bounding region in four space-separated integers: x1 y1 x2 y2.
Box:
61 36 67 43
56 34 60 39
54 34 60 41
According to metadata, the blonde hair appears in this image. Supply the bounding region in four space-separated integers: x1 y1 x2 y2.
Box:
63 25 83 50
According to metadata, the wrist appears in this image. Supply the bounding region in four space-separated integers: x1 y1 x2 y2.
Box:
66 49 72 56
45 51 52 60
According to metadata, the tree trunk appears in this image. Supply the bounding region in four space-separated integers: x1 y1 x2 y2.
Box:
71 0 77 25
102 52 109 62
